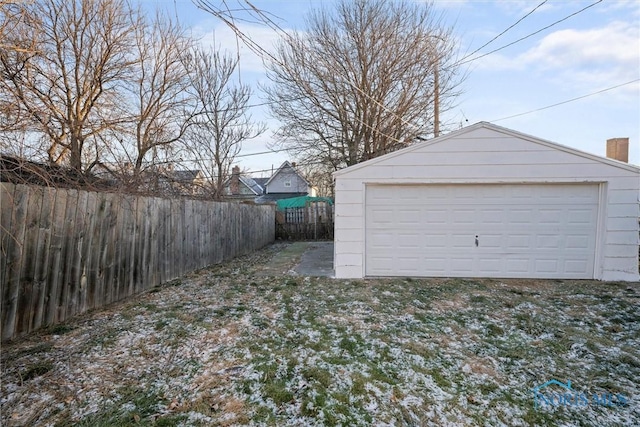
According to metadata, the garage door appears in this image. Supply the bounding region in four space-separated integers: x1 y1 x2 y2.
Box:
365 184 599 279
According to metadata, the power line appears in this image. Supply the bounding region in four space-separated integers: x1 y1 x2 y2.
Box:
491 79 640 122
457 0 603 66
195 0 610 161
235 147 292 157
458 0 548 64
195 0 436 140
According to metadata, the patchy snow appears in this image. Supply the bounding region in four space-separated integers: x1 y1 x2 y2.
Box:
1 243 639 426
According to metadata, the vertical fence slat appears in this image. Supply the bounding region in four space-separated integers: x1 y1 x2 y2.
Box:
77 191 97 314
18 185 44 334
56 189 79 323
127 197 139 296
67 190 88 319
44 188 65 325
14 184 37 334
0 183 15 294
31 187 54 330
2 184 29 341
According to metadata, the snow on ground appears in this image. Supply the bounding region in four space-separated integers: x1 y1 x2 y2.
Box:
1 243 639 426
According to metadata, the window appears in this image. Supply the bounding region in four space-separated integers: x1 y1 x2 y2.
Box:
284 180 291 187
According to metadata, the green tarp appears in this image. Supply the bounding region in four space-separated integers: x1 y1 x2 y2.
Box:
276 195 333 211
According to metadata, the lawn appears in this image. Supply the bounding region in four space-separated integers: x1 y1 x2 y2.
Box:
1 243 639 426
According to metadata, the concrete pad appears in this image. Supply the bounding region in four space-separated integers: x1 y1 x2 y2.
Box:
253 242 310 276
293 242 334 277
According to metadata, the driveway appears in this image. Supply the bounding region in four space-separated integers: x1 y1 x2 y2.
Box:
293 241 334 277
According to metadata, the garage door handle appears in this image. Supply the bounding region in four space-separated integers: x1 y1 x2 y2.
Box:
475 235 479 247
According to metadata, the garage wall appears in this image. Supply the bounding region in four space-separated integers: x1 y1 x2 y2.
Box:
334 123 640 281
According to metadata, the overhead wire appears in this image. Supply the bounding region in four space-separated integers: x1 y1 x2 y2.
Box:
194 0 610 161
457 0 548 64
491 79 640 122
456 0 603 66
194 0 435 140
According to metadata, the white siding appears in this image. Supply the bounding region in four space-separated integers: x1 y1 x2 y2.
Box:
333 123 640 281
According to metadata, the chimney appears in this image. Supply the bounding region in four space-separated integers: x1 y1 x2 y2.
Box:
606 138 629 163
230 165 240 195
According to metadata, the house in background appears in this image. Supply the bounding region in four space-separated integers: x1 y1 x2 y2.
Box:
225 165 264 201
226 161 316 203
160 169 206 196
257 161 316 202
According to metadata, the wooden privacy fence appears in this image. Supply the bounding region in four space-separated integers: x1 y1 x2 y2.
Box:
0 183 275 341
276 201 334 240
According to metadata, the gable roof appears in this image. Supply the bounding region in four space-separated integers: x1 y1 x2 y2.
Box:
334 122 640 177
223 173 264 195
253 177 269 188
239 175 263 195
264 161 310 187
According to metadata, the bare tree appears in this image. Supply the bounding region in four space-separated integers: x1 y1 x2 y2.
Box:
127 11 193 177
297 162 335 198
264 0 463 169
185 47 265 200
0 0 137 175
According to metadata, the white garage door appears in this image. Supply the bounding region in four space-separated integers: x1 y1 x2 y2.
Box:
365 184 599 279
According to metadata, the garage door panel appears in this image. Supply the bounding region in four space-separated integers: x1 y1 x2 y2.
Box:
565 235 590 249
539 209 564 224
370 209 394 224
451 234 475 248
506 258 530 274
424 258 447 273
565 259 589 274
568 208 598 224
536 235 561 249
535 259 559 274
450 258 474 272
365 184 598 279
397 234 421 249
480 209 505 223
424 234 448 248
509 208 535 223
507 234 531 248
477 257 503 273
398 210 420 224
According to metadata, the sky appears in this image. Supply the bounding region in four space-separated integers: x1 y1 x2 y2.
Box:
144 0 640 174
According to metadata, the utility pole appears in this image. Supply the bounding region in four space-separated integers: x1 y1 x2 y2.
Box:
434 64 440 137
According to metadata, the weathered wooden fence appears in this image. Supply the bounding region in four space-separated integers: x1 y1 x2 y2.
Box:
276 201 334 240
0 183 275 341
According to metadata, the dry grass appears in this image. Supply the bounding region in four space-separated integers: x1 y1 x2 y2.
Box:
1 243 639 426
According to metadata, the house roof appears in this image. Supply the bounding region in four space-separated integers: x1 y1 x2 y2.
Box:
0 154 115 189
334 122 640 177
264 161 310 187
238 175 263 195
168 170 201 182
253 177 269 188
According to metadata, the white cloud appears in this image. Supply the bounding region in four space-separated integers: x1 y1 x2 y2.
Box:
522 21 638 70
475 21 640 90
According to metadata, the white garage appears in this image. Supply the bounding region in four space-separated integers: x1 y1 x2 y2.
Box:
334 122 640 281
